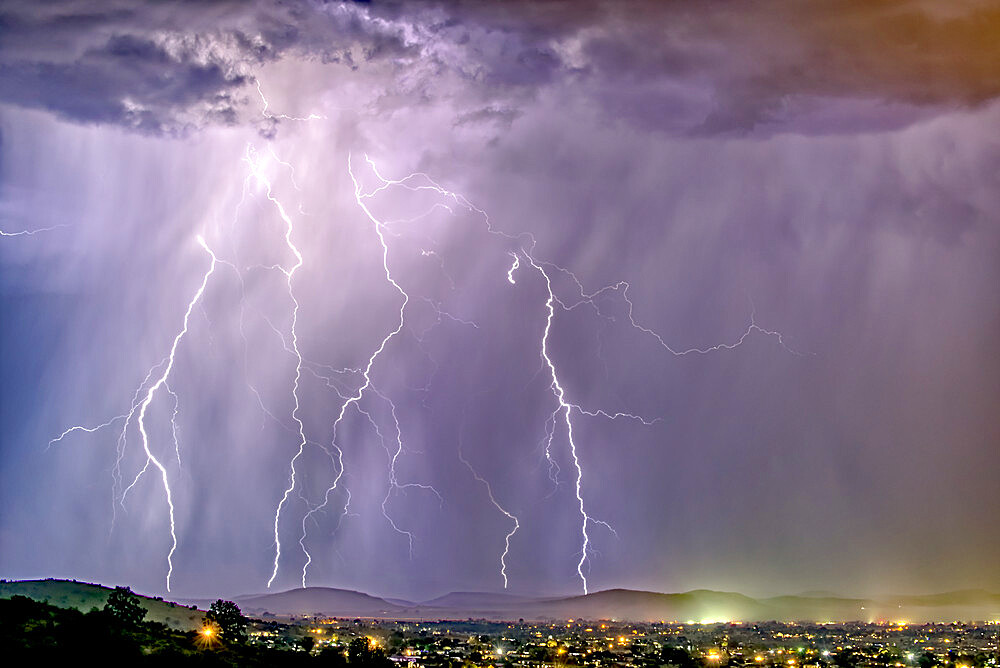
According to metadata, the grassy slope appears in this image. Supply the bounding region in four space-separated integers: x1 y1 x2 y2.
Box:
0 579 206 630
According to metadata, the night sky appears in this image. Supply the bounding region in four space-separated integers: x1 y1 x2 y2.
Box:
1 1 998 602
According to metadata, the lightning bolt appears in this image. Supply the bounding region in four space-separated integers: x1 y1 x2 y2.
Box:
76 238 217 591
47 416 126 450
126 236 217 591
0 224 68 236
165 382 183 469
255 80 326 123
420 249 457 290
49 234 216 592
295 153 443 587
353 157 799 594
110 359 168 528
263 144 448 588
237 144 313 591
506 252 520 285
523 252 598 593
247 84 368 590
376 387 444 554
351 161 627 592
545 264 802 357
44 122 799 596
459 434 520 590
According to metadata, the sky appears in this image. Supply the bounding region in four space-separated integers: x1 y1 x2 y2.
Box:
0 0 998 602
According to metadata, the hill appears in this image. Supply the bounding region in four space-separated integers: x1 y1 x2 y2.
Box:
6 579 999 623
0 579 205 630
236 586 407 617
523 588 1000 623
516 588 766 622
201 585 1000 622
0 595 346 666
421 591 541 610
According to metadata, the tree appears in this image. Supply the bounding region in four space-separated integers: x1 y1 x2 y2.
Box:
319 645 348 667
349 637 392 668
918 652 938 668
661 646 697 668
834 650 858 668
204 599 248 643
104 586 147 626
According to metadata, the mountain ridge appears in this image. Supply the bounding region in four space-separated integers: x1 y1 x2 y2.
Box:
5 579 999 623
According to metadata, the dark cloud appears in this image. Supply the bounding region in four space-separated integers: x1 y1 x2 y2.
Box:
366 0 1000 134
453 105 522 129
3 1 1000 135
0 34 249 133
0 1 415 134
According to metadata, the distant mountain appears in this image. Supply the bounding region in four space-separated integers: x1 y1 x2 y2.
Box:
519 588 766 622
235 586 407 617
0 579 204 630
406 588 1000 623
895 589 1000 607
421 591 542 610
382 597 419 607
6 579 999 624
795 590 841 598
758 594 869 621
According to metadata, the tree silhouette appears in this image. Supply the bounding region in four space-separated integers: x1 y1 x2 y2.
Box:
918 652 939 668
319 645 348 666
104 586 147 626
834 650 859 668
204 599 248 643
661 646 697 668
348 637 392 668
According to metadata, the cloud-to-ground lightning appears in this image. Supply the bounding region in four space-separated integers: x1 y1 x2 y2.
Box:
524 251 599 594
234 136 445 590
128 236 218 591
351 157 798 593
376 388 444 554
44 134 798 596
459 440 520 590
237 144 312 591
51 237 218 591
293 153 444 587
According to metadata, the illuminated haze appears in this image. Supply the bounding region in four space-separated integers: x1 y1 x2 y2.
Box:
1 0 998 601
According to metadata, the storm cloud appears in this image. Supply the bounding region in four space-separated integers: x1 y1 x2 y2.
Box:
3 1 1000 135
